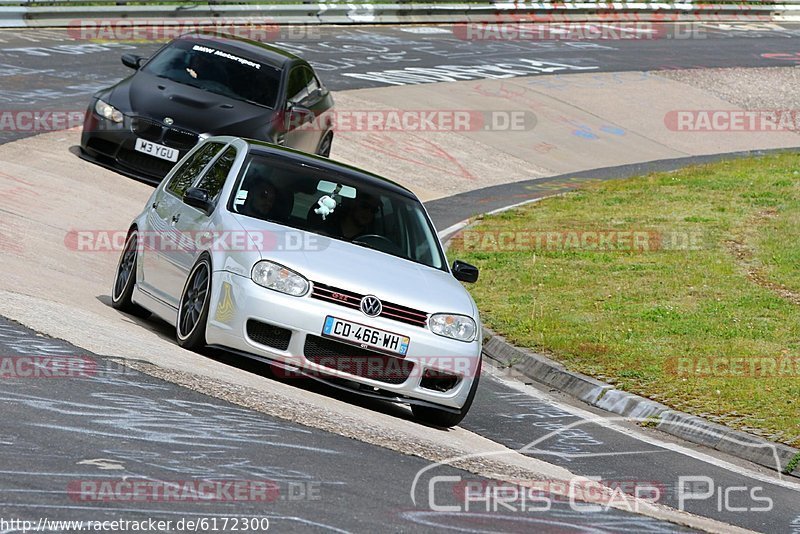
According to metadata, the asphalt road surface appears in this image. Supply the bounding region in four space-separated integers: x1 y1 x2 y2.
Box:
2 22 800 533
0 316 694 533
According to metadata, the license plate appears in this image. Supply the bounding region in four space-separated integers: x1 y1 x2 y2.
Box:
134 138 179 162
322 316 409 356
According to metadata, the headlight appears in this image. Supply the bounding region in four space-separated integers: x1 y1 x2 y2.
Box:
251 260 309 297
95 99 123 123
429 313 477 342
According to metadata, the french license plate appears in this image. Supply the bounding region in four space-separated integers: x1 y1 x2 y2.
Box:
322 316 409 356
134 138 179 162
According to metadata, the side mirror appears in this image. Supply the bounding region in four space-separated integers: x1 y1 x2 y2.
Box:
121 53 144 70
183 187 214 216
452 260 479 283
284 102 313 130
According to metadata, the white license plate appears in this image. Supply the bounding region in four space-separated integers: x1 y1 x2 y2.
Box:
134 138 179 162
322 316 409 356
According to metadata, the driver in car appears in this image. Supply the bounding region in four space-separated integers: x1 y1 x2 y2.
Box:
186 51 224 82
336 193 380 240
240 178 278 220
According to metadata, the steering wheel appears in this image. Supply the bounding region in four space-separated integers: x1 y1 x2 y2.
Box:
352 234 403 256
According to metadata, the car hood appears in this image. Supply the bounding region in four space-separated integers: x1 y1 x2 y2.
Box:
231 216 476 317
108 72 274 136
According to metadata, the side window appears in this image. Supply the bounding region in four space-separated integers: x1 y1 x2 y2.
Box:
196 146 237 203
286 66 314 106
306 72 320 96
167 142 224 198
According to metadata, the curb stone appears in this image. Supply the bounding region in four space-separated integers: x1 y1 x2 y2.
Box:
480 328 800 478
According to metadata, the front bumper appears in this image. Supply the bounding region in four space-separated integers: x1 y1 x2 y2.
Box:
80 108 196 183
205 271 482 410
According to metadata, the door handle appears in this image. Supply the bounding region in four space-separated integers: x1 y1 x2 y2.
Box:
171 213 180 224
152 201 159 209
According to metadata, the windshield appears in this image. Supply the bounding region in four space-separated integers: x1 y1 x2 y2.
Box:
142 40 281 108
228 153 446 270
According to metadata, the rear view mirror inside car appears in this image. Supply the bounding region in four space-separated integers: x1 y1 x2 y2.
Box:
317 180 356 199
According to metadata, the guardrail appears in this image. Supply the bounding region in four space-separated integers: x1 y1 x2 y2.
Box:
1 1 798 28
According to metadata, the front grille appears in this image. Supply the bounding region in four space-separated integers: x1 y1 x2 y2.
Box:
163 128 198 150
117 148 175 178
304 335 414 385
130 117 198 150
131 117 163 142
311 283 361 310
311 282 428 328
247 320 291 351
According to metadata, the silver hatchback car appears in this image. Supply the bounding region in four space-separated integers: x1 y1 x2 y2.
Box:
112 136 482 426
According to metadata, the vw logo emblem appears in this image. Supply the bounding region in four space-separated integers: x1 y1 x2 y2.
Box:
164 117 174 126
360 295 382 317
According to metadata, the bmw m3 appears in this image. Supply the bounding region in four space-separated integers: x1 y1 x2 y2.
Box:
81 33 334 182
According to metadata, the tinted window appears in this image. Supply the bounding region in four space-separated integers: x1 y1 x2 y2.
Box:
286 66 315 105
228 153 445 270
196 146 237 203
307 74 320 95
167 142 223 198
143 40 282 108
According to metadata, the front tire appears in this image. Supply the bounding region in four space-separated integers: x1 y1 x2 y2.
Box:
412 357 482 428
111 229 148 317
176 255 212 350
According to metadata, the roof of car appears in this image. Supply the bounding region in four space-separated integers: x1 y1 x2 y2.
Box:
242 139 417 200
177 32 301 69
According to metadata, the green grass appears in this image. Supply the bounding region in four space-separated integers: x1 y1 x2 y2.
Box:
450 153 800 446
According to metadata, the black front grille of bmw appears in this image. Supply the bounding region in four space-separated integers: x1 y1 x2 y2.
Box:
131 117 199 150
131 117 162 142
304 335 414 385
246 320 292 351
163 128 199 150
310 282 428 328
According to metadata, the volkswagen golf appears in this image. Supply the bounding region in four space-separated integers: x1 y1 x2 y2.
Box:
111 136 482 427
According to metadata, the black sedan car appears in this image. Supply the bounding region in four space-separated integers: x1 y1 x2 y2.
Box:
80 32 334 182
